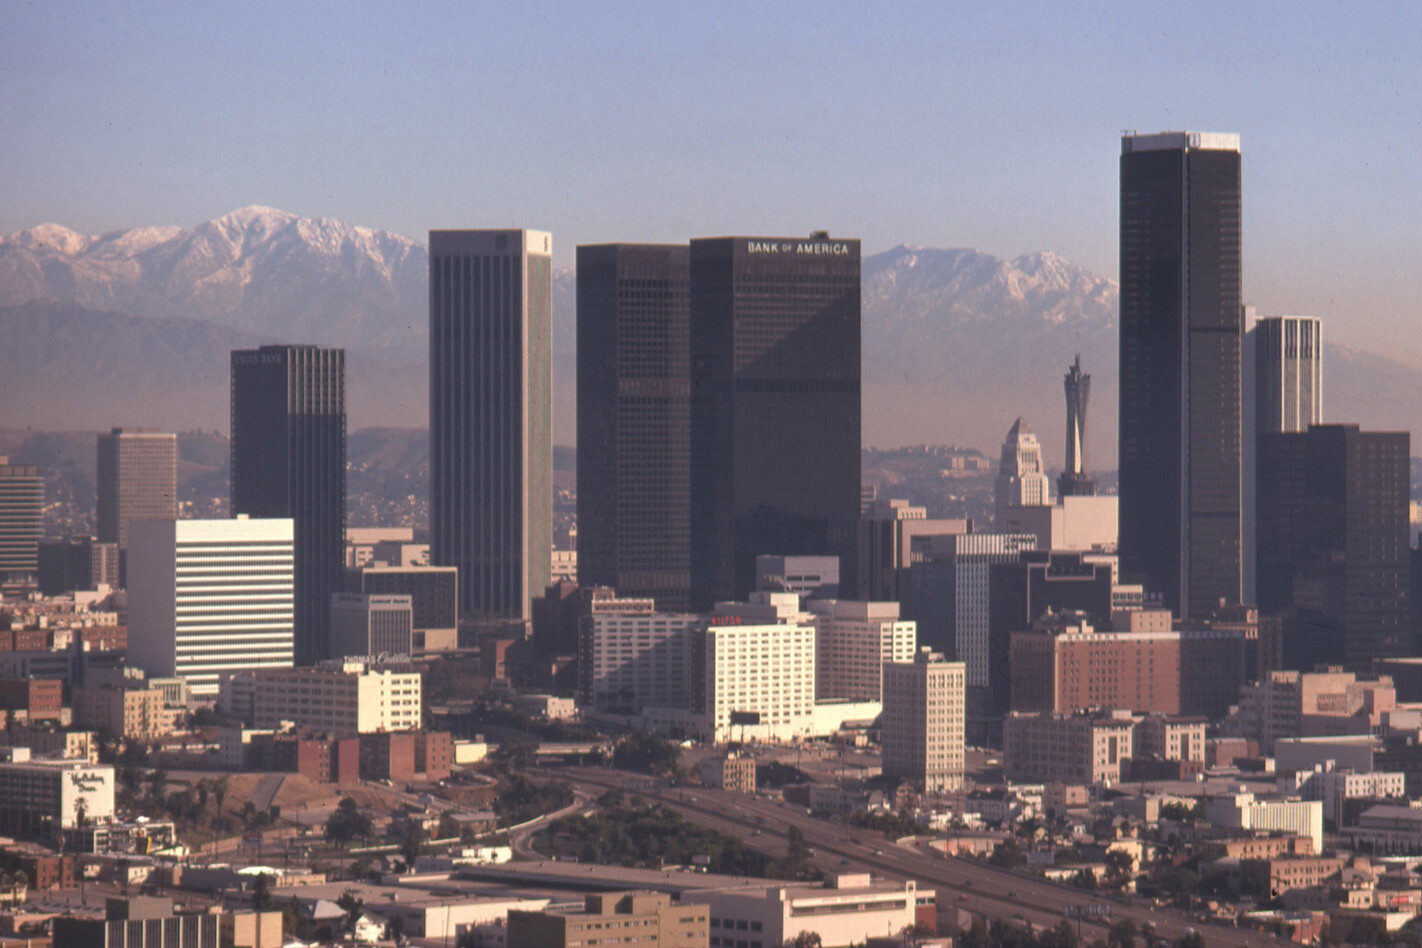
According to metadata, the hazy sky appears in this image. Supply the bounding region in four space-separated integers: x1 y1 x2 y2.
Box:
3 2 1419 361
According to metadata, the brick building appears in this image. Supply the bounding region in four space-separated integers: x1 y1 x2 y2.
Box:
0 678 63 723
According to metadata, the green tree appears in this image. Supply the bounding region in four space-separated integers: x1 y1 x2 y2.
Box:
612 731 680 776
1104 850 1135 889
252 872 273 911
989 838 1027 869
398 823 427 871
325 798 374 845
785 932 822 948
1106 919 1137 948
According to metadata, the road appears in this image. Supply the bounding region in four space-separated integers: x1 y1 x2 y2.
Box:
549 766 1286 948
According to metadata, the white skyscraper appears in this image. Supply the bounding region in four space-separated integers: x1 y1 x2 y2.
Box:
994 418 1051 522
127 517 294 697
882 648 966 792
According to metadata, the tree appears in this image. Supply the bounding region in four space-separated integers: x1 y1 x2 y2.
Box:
399 823 427 871
785 932 822 948
336 889 365 934
1106 919 1138 948
491 738 537 771
252 872 273 911
990 838 1027 869
612 731 680 777
1104 849 1136 889
325 798 374 845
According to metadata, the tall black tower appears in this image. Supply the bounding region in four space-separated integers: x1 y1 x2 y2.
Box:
1119 132 1243 620
428 230 553 624
689 234 861 609
1057 354 1096 498
576 244 692 611
231 345 346 665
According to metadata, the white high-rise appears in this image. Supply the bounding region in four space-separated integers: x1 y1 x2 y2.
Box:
994 418 1051 522
806 599 917 702
128 517 294 697
882 648 966 792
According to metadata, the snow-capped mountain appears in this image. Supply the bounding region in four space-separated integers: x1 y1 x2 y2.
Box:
0 206 427 353
2 208 1417 462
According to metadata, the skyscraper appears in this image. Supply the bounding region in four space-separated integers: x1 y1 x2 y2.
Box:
1243 314 1324 602
1254 316 1324 434
429 229 552 623
689 234 861 608
230 345 346 665
1058 355 1096 498
96 428 177 552
0 462 43 586
1119 131 1243 619
128 516 295 697
994 417 1051 521
576 243 691 611
1257 424 1410 670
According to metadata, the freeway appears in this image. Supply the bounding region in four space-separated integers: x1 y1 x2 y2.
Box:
547 766 1287 948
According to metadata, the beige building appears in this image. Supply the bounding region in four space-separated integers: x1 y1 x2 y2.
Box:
0 728 98 762
1135 714 1208 764
682 874 928 948
699 753 756 793
218 658 421 735
72 686 167 740
807 599 916 702
1224 669 1396 754
881 648 965 792
508 891 708 948
1003 710 1136 784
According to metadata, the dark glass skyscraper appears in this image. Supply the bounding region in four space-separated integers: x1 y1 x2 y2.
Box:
1257 424 1410 670
1119 132 1243 619
1058 355 1095 498
429 229 553 623
97 427 177 584
231 345 346 665
576 244 692 611
689 234 861 609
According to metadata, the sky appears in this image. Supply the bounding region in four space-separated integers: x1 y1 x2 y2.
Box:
3 1 1420 361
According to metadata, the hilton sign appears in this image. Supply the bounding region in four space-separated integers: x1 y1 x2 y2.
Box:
747 241 851 256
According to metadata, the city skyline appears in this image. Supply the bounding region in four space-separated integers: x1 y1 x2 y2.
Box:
3 4 1421 368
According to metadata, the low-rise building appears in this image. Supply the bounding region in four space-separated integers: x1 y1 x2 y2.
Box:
1002 710 1135 784
0 749 114 842
681 874 930 948
1286 765 1406 823
53 896 225 948
700 753 756 793
1341 805 1422 855
0 678 62 723
1204 792 1323 854
72 685 168 740
219 657 421 735
508 891 708 948
248 731 359 784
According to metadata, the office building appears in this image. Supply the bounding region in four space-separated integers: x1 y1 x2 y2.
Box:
994 417 1051 521
1205 793 1323 855
0 461 43 585
346 565 458 653
1223 669 1397 755
689 593 817 743
72 685 167 740
699 752 756 793
1119 131 1243 619
127 517 295 697
881 648 965 792
577 244 692 611
0 678 63 722
231 345 345 666
330 592 414 657
0 749 115 841
508 892 707 948
219 658 422 735
1008 610 1245 718
429 229 553 623
997 495 1118 553
53 897 249 948
857 498 970 601
37 535 119 594
95 428 177 557
753 554 840 599
1257 424 1410 669
689 234 860 609
579 610 699 713
807 599 916 702
1059 354 1096 497
900 532 1036 688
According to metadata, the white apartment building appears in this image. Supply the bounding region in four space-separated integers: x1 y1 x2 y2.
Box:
0 749 115 841
690 594 816 743
218 658 421 735
881 648 965 792
1205 792 1323 854
807 599 916 702
128 517 294 697
579 611 700 712
1287 765 1406 823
